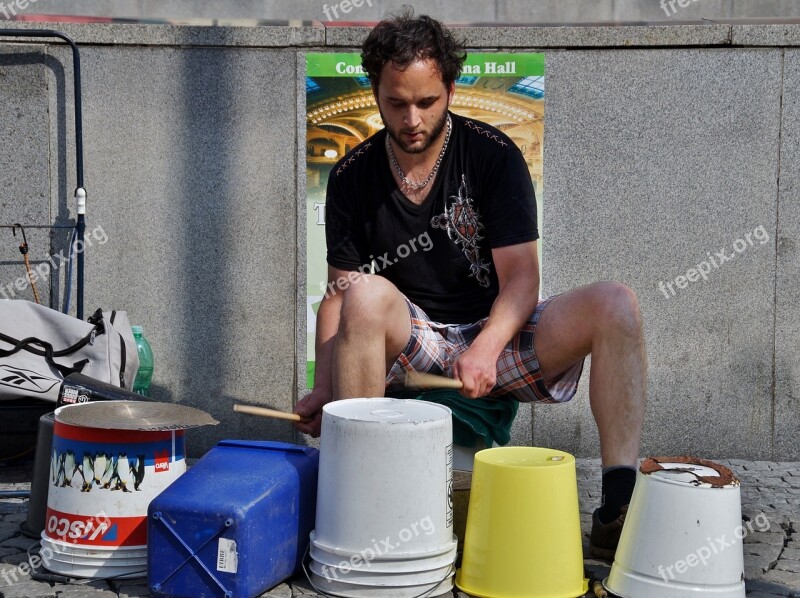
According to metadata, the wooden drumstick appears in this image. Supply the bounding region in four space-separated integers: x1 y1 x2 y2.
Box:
405 370 464 390
233 404 310 423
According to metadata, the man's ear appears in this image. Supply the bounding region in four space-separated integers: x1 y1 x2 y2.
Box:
447 81 455 106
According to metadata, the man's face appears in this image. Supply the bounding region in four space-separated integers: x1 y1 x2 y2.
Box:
374 58 454 155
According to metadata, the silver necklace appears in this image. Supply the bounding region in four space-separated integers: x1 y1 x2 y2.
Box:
386 114 452 191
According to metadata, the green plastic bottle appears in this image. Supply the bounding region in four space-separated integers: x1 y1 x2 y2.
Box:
132 325 154 397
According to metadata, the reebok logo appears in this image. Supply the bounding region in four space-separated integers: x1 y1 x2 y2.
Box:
0 365 59 394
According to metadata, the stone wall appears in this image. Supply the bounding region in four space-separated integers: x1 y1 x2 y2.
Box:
1 20 798 459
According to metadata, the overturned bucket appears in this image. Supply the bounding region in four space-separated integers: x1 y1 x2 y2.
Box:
605 457 746 598
456 447 587 598
309 398 457 597
41 401 216 579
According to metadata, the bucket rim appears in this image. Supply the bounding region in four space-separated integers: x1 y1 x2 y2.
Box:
310 542 457 573
309 559 455 587
41 535 147 554
310 531 458 561
455 569 587 598
603 566 747 596
310 570 454 598
322 398 452 425
474 446 576 469
41 553 147 566
43 561 147 580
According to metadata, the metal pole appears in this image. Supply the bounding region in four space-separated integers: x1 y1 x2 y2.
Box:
0 28 85 318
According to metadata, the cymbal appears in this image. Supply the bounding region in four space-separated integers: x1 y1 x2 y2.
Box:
55 400 219 431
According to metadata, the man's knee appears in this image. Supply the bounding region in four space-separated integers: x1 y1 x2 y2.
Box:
593 281 642 335
339 274 401 324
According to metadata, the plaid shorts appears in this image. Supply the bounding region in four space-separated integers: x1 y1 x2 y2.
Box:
385 296 585 403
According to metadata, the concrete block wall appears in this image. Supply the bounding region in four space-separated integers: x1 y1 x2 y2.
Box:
8 0 800 23
0 20 798 459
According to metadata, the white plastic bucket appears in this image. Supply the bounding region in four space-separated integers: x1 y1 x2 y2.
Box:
310 398 456 597
314 398 455 557
605 457 746 598
42 407 187 579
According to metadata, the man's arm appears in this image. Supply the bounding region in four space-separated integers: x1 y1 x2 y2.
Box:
293 265 353 436
452 241 540 398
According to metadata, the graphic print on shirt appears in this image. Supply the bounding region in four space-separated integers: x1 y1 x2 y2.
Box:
431 175 491 288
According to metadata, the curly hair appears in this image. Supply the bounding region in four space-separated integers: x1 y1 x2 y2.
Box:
361 8 466 89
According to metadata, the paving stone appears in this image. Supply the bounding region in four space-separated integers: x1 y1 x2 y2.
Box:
748 531 788 547
288 577 325 596
0 563 26 588
0 583 58 598
747 576 800 595
0 560 54 597
112 581 150 598
745 542 784 574
260 583 292 598
781 547 800 560
0 536 37 551
53 581 118 597
776 559 800 574
0 514 24 526
292 585 322 598
291 587 323 597
0 554 31 567
761 569 800 591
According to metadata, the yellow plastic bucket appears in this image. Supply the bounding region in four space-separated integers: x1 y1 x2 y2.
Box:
455 447 587 598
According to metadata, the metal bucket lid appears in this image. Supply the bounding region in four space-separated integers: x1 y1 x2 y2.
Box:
54 401 218 431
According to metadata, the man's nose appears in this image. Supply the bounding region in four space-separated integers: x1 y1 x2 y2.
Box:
404 105 422 128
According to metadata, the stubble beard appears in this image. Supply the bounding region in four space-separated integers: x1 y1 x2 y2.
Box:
381 107 449 155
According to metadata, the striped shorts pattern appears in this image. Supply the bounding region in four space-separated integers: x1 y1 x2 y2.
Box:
385 296 585 403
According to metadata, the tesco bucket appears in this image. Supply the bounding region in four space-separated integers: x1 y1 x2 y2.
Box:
309 398 457 597
41 406 186 579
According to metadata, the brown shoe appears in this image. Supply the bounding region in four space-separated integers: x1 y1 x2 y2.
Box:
590 505 628 560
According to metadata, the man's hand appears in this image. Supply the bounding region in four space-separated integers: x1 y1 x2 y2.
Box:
453 342 499 399
451 241 539 399
293 387 332 437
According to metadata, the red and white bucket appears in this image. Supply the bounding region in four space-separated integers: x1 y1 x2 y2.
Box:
40 407 186 579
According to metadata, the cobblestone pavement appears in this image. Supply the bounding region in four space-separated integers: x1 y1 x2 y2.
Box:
2 459 800 597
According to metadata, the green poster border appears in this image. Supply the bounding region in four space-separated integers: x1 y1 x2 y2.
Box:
306 52 545 78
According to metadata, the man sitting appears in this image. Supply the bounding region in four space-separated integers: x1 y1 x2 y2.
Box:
294 10 647 559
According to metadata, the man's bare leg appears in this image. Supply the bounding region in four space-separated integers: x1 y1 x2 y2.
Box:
533 281 646 556
332 274 412 399
532 281 646 467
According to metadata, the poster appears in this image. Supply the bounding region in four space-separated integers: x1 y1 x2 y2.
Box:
305 52 545 386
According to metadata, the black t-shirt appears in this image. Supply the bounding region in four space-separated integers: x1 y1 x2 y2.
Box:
325 112 538 324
